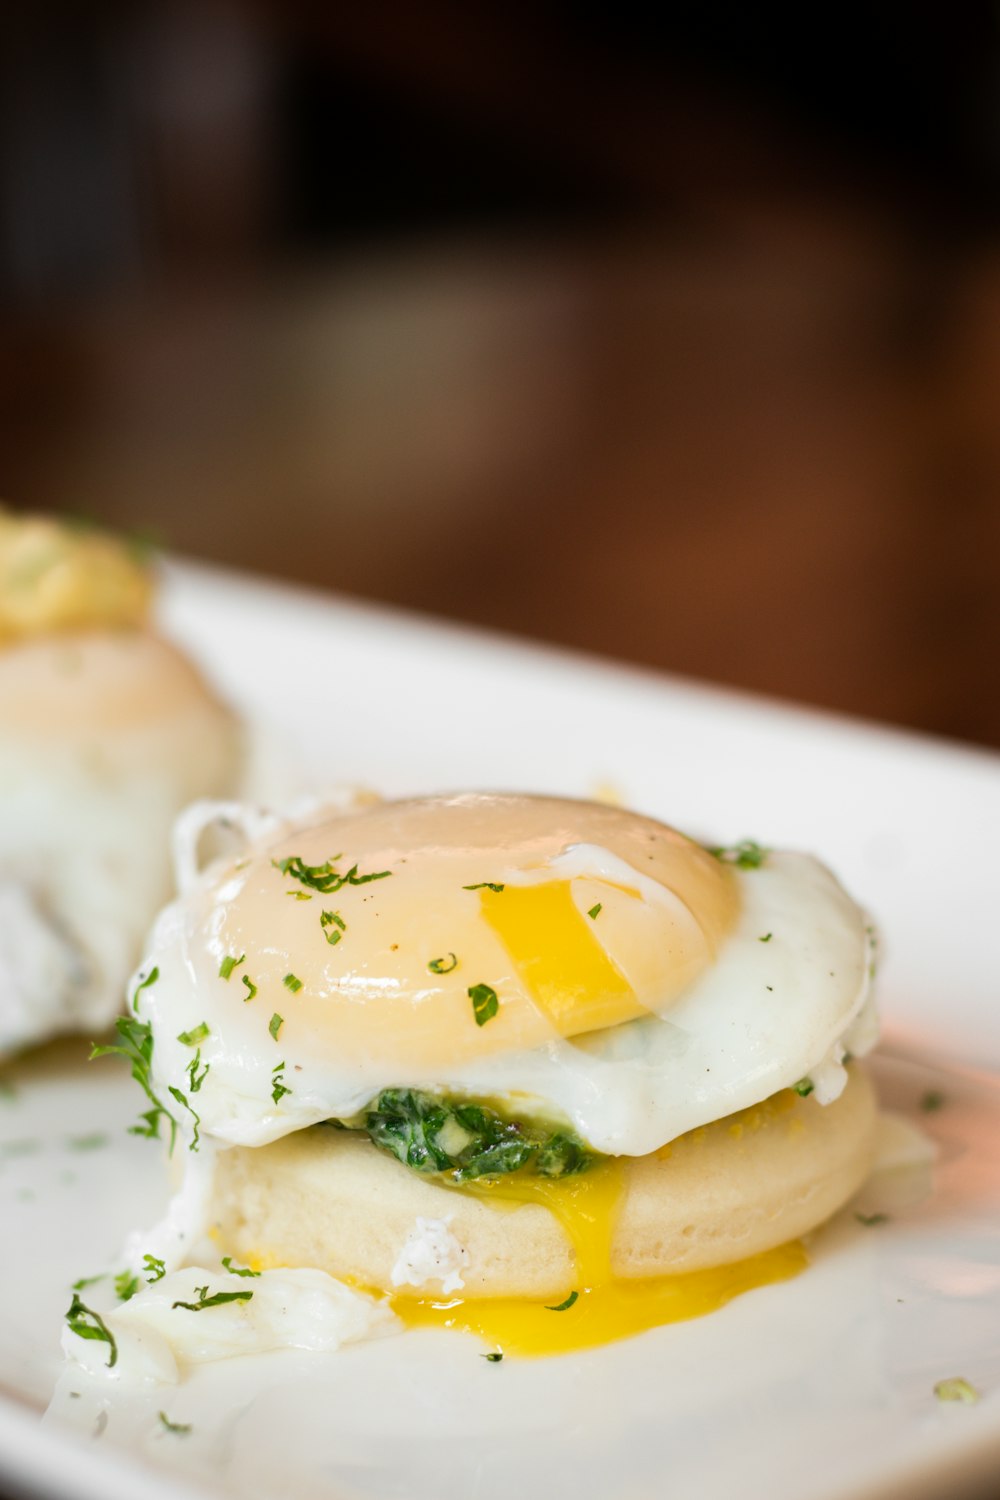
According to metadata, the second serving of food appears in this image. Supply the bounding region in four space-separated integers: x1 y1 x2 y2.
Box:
0 510 240 1062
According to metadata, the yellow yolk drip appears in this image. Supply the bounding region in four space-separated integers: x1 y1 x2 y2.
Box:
391 1163 808 1356
479 881 647 1035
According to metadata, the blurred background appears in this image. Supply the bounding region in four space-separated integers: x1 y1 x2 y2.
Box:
2 1 1000 748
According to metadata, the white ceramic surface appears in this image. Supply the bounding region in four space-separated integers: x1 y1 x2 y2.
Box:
1 559 999 1500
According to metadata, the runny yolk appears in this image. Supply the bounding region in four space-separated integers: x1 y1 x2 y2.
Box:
479 881 647 1036
390 1162 808 1357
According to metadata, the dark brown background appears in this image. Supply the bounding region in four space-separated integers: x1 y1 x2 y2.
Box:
3 1 1000 751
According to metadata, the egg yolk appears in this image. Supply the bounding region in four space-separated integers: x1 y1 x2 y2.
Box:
390 1162 807 1356
479 881 647 1035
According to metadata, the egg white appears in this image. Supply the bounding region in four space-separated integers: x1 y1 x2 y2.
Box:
139 804 875 1159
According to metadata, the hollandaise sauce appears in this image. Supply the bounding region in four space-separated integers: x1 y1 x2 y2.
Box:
391 1162 807 1356
0 510 151 643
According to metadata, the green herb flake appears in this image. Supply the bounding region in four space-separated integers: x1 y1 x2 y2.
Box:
177 1022 210 1048
546 1290 579 1312
66 1132 109 1152
320 910 346 946
468 983 499 1027
463 882 505 893
283 973 303 994
708 840 770 870
91 1015 179 1152
218 954 245 981
271 1061 292 1104
482 1351 504 1362
269 1013 284 1041
115 1270 140 1302
0 1138 40 1159
587 904 602 920
131 966 160 1014
428 953 458 974
167 1085 202 1152
222 1256 261 1278
171 1284 254 1312
65 1293 117 1367
275 855 392 894
186 1051 209 1094
792 1078 814 1098
72 1273 107 1292
287 891 312 901
921 1089 945 1113
125 525 165 564
143 1254 167 1283
158 1412 192 1435
241 975 258 1003
934 1377 980 1405
759 932 773 943
855 1212 889 1227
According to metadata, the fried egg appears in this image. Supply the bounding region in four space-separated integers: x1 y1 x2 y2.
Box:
141 793 875 1156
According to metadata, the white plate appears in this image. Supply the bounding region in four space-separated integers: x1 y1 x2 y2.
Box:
1 559 999 1500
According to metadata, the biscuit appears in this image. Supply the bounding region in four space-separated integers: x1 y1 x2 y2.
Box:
210 1065 876 1299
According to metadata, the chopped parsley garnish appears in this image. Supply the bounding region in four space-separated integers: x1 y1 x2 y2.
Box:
274 855 392 893
792 1078 814 1098
131 966 159 1014
546 1290 579 1311
186 1051 209 1094
854 1212 889 1227
91 1015 179 1152
72 1273 107 1291
482 1351 503 1362
288 891 312 901
283 973 303 993
241 975 258 1003
355 1088 593 1182
921 1089 945 1113
321 910 346 945
167 1085 202 1151
708 840 770 870
428 953 458 974
66 1132 109 1152
587 904 602 920
177 1022 210 1047
468 983 499 1027
271 1062 291 1103
171 1284 254 1312
158 1412 192 1435
65 1294 117 1367
463 882 505 893
759 932 773 943
0 1138 39 1159
218 954 245 980
143 1254 167 1283
934 1377 980 1405
222 1256 260 1278
115 1270 140 1302
269 1013 284 1041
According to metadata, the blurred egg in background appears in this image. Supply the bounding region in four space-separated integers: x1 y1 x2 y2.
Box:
1 0 999 746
